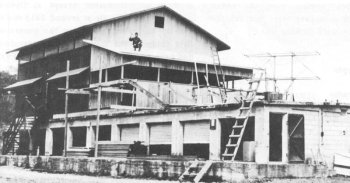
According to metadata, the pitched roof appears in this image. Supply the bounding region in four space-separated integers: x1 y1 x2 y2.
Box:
7 5 230 53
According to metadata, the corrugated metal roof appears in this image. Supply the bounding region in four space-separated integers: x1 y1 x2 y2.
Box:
47 67 89 81
4 77 42 90
7 6 230 54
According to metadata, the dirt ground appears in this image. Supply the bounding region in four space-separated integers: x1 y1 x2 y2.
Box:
0 166 177 183
0 166 349 183
248 177 350 183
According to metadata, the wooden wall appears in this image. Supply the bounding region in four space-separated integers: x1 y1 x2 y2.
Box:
88 80 243 109
90 46 252 79
16 30 92 62
92 9 219 64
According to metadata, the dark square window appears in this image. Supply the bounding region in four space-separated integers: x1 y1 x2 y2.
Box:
154 16 164 28
71 127 87 147
93 125 111 141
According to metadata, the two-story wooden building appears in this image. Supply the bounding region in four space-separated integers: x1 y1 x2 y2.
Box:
3 6 350 170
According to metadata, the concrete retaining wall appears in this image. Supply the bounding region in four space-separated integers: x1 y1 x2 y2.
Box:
0 155 330 182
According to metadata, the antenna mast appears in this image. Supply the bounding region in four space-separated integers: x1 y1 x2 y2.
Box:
245 52 320 100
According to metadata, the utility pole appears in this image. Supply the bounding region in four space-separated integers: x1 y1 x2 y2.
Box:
94 57 103 157
63 60 70 157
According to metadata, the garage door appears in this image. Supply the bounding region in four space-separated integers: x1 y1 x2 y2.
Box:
183 120 210 144
120 124 139 142
149 123 172 144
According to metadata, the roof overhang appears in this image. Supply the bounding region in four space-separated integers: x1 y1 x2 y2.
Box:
84 39 249 70
4 77 42 90
47 67 89 81
84 40 252 79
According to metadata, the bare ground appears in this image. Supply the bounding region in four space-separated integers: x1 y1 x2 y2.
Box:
0 166 349 183
0 166 176 183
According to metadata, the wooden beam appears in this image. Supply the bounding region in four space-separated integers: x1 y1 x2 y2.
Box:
194 62 200 104
100 87 134 94
94 57 103 158
89 79 136 88
63 60 70 157
110 105 136 110
87 87 134 94
65 89 91 95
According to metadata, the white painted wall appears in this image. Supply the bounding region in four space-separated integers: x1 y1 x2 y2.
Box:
92 9 218 64
45 104 350 164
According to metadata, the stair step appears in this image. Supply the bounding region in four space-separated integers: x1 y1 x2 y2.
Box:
236 116 248 120
183 172 197 178
226 144 237 147
240 107 250 110
222 153 234 157
233 125 244 128
229 135 241 138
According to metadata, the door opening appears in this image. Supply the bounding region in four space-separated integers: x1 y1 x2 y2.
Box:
288 114 305 162
221 117 255 161
269 113 283 161
52 128 64 156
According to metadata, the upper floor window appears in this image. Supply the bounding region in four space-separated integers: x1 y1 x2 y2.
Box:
154 16 164 28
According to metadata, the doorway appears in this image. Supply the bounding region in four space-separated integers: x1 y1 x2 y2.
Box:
288 114 305 162
269 113 283 161
52 128 64 156
221 117 255 161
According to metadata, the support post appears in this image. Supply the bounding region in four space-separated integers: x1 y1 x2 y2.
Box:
94 57 103 158
281 114 289 163
45 128 53 155
63 60 70 157
209 119 221 160
194 62 200 104
171 120 183 156
157 68 161 97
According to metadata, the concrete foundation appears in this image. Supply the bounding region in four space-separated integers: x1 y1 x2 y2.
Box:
0 155 330 182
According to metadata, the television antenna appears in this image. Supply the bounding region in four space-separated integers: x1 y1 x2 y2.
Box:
244 52 320 100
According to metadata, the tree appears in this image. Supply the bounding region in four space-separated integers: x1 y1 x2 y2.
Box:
0 71 17 126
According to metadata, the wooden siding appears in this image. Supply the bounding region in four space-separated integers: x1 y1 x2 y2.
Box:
92 9 218 64
90 46 123 71
88 80 242 109
183 120 210 144
90 46 252 79
149 122 172 144
16 31 92 62
18 47 91 81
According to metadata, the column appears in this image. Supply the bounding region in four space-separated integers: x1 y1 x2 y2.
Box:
171 120 183 156
67 127 73 149
111 124 120 141
45 128 53 155
86 125 93 148
255 107 269 163
139 122 149 154
281 114 289 163
209 119 221 160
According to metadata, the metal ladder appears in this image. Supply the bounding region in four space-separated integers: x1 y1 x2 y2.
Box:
222 74 263 160
179 160 213 183
210 47 227 103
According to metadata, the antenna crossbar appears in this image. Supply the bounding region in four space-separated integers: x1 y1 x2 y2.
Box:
244 52 320 58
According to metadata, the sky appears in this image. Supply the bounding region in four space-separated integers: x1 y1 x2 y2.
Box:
1 0 350 102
